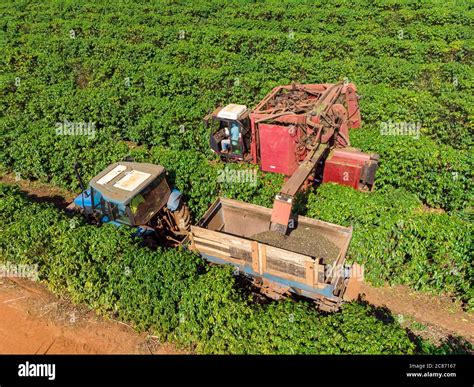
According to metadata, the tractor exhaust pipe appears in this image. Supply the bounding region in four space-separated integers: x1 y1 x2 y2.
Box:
74 163 86 192
74 163 95 211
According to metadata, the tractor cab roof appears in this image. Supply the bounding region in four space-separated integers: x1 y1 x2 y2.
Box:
89 162 165 205
214 104 248 120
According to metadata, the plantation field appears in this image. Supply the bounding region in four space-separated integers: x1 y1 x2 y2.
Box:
0 0 473 354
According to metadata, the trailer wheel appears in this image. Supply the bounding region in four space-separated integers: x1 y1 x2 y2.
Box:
316 299 340 313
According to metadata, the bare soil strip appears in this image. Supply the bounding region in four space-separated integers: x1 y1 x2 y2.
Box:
0 278 184 354
0 173 75 209
360 283 473 343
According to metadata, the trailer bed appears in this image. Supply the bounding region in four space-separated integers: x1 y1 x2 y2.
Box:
251 228 339 265
188 198 355 308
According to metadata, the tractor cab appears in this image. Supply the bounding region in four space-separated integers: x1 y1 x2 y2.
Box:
205 104 251 160
72 162 183 229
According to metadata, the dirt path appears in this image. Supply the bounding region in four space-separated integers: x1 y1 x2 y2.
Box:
361 283 473 343
0 278 184 354
0 173 75 209
1 173 472 345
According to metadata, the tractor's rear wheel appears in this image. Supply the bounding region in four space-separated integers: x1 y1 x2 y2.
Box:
171 202 191 233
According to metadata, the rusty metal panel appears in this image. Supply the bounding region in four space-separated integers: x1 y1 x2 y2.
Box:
343 263 364 301
270 196 292 229
257 123 299 176
322 158 362 190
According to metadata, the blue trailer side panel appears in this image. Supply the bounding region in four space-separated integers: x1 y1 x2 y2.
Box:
199 253 338 302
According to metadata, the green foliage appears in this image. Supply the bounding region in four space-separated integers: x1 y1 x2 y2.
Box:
306 184 473 310
0 184 71 271
174 266 256 353
415 335 473 355
351 128 473 210
176 270 418 354
1 119 130 191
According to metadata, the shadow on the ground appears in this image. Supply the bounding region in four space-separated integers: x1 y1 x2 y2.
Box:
24 193 71 210
357 297 473 354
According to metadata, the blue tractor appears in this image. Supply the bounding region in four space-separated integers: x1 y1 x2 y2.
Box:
69 162 191 245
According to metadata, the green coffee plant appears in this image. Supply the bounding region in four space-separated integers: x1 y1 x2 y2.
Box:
350 128 473 210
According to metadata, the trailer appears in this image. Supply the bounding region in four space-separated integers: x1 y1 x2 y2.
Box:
188 197 362 311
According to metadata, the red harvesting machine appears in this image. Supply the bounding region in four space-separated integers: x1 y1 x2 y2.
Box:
206 82 379 233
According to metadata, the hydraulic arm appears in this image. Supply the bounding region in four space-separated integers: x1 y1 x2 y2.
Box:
270 143 329 234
